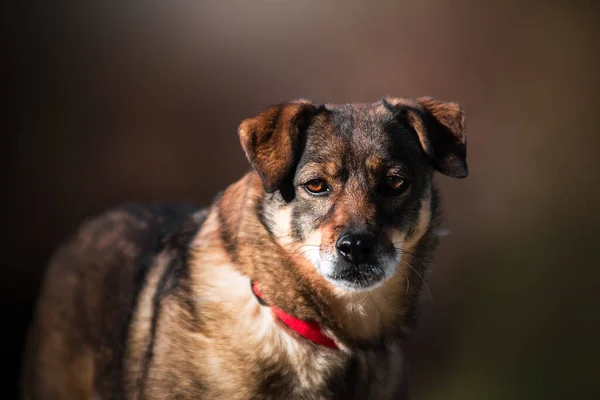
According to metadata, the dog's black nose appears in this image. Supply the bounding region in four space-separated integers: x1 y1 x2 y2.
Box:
336 233 377 264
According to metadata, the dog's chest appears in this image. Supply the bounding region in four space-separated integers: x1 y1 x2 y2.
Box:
204 320 406 400
216 301 346 398
188 275 405 398
208 304 405 399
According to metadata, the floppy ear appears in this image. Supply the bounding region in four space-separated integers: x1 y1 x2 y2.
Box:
384 96 468 178
238 100 319 192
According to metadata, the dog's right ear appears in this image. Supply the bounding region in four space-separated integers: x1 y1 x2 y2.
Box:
238 100 320 193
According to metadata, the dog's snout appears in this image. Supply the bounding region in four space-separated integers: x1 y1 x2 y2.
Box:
336 233 377 264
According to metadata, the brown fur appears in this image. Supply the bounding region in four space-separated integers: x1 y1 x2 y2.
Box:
21 97 468 399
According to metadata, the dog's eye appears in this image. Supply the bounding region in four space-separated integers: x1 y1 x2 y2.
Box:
385 176 409 193
304 179 329 195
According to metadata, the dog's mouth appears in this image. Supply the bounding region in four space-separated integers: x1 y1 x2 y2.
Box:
326 263 389 291
301 246 399 292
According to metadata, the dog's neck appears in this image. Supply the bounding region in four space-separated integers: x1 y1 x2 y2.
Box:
213 172 434 347
251 280 339 349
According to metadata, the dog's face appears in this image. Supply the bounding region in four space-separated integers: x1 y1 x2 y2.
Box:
239 97 467 292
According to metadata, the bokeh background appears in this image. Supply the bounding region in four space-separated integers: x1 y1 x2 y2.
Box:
4 1 600 398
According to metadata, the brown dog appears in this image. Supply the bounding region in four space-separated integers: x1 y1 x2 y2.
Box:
21 96 468 399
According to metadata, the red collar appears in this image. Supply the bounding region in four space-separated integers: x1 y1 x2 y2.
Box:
251 281 339 350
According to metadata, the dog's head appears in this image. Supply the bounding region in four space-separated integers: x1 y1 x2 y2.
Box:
238 97 467 292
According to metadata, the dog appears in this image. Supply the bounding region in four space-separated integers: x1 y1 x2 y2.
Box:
21 96 468 399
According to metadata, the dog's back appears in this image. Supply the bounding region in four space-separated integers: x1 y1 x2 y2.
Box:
21 204 204 399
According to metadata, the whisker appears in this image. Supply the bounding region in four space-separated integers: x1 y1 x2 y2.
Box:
401 270 411 295
398 259 433 304
359 292 371 308
287 244 320 258
286 247 322 274
367 290 384 332
392 246 424 262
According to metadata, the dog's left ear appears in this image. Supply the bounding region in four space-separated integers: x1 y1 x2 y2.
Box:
384 96 468 178
238 100 320 193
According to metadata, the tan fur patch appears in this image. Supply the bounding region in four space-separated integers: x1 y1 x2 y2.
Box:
125 253 171 400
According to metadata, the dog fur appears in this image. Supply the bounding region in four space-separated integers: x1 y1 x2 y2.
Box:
21 96 467 399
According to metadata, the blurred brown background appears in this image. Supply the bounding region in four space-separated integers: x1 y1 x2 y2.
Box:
4 1 600 398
